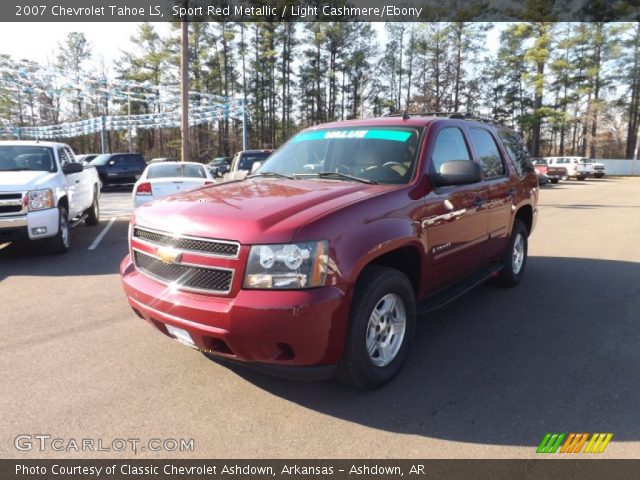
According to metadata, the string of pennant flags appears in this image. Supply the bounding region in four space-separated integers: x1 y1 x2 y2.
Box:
0 105 247 140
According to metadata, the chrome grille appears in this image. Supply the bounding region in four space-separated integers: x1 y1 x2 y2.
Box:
133 227 239 257
133 250 233 293
0 192 25 217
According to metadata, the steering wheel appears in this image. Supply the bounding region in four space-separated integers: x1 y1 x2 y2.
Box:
381 161 405 169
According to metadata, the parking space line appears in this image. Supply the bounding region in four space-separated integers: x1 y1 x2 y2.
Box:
88 217 117 250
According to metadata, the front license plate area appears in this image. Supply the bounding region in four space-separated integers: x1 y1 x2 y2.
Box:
165 324 197 349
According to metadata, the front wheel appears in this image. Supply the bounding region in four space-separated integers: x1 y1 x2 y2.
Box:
495 219 528 287
85 188 100 226
46 207 70 254
337 266 416 389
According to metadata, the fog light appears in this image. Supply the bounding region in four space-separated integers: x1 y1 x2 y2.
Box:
31 227 47 235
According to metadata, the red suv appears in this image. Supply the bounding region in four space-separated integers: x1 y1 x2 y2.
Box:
120 114 538 389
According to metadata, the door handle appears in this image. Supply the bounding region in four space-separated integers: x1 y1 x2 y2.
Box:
472 198 486 207
75 180 80 184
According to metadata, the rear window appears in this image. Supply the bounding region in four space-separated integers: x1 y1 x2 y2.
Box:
147 164 206 179
498 129 533 176
468 128 505 178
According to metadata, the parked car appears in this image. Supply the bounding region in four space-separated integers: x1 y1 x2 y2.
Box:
0 141 100 253
224 150 273 181
121 114 537 389
545 156 591 180
90 153 146 189
208 156 231 178
76 153 99 165
132 161 215 208
537 172 550 186
531 158 551 185
580 158 606 178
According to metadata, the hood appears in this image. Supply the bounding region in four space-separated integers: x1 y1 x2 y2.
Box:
133 178 385 244
0 171 56 191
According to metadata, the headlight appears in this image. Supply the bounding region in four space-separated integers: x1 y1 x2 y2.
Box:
27 189 55 211
244 241 328 289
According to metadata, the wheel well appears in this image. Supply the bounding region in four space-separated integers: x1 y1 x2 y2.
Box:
58 196 68 212
367 246 420 296
515 205 533 236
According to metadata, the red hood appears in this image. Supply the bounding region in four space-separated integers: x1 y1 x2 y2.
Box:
133 178 385 244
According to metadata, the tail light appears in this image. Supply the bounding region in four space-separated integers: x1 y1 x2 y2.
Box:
136 182 152 195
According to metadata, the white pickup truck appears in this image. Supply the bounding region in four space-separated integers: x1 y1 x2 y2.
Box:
0 141 101 253
545 156 606 180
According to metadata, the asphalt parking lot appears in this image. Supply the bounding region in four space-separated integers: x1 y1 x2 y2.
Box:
1 178 639 458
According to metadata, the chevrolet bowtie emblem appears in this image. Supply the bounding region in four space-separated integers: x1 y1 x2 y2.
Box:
156 246 182 264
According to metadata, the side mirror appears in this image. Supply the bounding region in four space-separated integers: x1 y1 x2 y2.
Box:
251 162 262 174
432 160 482 187
62 162 83 175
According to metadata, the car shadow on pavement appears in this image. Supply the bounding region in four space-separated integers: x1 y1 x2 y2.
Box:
0 219 129 281
208 256 640 446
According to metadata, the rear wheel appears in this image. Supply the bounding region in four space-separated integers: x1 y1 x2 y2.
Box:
84 188 100 226
337 266 416 389
550 178 559 184
495 219 528 287
47 206 70 254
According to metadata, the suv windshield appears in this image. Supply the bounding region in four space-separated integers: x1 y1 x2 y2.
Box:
90 154 112 166
0 146 55 172
258 127 422 184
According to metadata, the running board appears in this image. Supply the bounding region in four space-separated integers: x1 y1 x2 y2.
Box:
416 264 503 316
69 213 87 228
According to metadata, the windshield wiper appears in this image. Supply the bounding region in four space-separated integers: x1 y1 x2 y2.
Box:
3 168 33 171
313 171 378 184
247 171 294 180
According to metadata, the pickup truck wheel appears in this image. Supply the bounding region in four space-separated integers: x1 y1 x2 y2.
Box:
47 207 70 254
337 266 415 389
84 188 100 226
550 178 559 184
496 219 528 287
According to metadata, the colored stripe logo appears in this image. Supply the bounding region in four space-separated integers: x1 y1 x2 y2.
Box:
537 433 613 454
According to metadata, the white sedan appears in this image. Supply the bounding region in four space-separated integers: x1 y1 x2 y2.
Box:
132 161 215 208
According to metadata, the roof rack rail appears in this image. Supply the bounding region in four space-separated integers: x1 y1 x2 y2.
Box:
383 111 505 126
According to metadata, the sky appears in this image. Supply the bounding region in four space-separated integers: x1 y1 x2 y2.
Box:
0 22 503 68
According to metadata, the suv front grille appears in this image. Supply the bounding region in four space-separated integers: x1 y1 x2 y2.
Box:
133 227 239 257
133 250 233 293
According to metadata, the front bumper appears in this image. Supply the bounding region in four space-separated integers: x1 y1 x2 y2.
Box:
0 208 58 241
120 254 349 371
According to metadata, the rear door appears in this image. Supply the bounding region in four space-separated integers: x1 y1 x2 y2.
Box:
423 125 489 290
467 127 513 262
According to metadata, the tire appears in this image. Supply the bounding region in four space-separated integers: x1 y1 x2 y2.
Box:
47 206 70 254
577 175 586 181
99 175 107 191
496 219 528 287
550 178 559 184
337 266 416 389
84 188 100 226
595 174 604 179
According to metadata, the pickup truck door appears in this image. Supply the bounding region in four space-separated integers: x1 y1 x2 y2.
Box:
65 146 93 210
422 126 489 291
58 147 81 218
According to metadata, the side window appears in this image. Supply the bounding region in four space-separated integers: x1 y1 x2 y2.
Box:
58 148 71 167
111 155 123 165
431 127 471 173
468 128 505 178
64 147 77 163
498 129 533 176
